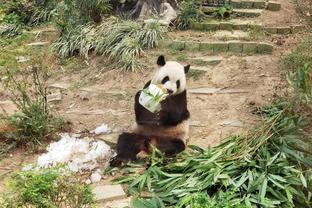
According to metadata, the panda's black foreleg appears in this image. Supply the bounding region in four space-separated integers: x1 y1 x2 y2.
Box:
110 133 149 167
156 139 186 156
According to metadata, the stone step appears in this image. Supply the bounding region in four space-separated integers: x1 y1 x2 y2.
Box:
202 0 282 10
191 56 223 65
232 8 263 17
230 0 266 9
191 20 306 34
159 39 273 54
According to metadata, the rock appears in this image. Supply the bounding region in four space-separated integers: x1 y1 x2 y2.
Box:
47 91 62 103
213 42 229 53
264 27 278 34
189 87 249 95
277 27 291 34
203 22 219 31
85 179 92 185
189 87 221 94
217 88 249 94
90 169 102 183
26 42 49 46
220 119 243 127
191 66 213 72
48 82 70 90
233 9 263 17
291 25 306 33
228 41 243 53
267 1 281 11
199 42 214 52
191 56 223 65
213 30 249 39
219 22 233 30
91 123 112 135
184 41 200 51
253 0 266 9
16 56 30 63
93 185 126 202
243 42 258 54
257 43 273 54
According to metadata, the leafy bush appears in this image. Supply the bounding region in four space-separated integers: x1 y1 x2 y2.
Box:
282 36 312 73
288 63 312 103
53 25 95 59
0 166 95 208
175 0 203 30
53 20 166 71
1 66 64 146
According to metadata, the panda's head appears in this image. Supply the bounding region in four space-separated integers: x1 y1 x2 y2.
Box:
151 55 190 95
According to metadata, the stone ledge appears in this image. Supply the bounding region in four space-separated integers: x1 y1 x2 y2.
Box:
191 21 306 34
266 1 281 11
159 40 273 54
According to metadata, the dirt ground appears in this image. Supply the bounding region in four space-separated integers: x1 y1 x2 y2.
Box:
0 0 309 206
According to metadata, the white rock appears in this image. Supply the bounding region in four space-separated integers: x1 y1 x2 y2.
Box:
91 123 111 134
91 170 102 183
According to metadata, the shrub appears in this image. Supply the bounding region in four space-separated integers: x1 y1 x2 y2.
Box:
54 20 166 71
282 36 312 73
287 63 312 104
0 166 95 208
175 0 203 30
53 25 95 59
1 66 64 146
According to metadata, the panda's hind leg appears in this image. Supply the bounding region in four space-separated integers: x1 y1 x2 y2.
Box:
110 133 149 167
156 138 186 156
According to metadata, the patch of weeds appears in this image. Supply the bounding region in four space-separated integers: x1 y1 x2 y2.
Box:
59 57 85 73
0 33 35 72
175 0 204 30
1 66 64 146
282 35 312 72
0 165 95 208
287 63 312 103
187 69 206 81
176 53 188 62
247 24 265 40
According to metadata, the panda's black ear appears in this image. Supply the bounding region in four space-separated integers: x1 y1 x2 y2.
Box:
157 55 166 66
184 64 190 74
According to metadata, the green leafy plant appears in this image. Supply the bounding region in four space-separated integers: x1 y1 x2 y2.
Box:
288 63 312 103
0 166 95 208
176 0 203 30
1 66 64 146
282 36 312 73
218 4 233 19
114 99 312 207
53 24 95 59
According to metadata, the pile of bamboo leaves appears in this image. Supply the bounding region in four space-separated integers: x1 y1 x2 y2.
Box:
114 100 312 208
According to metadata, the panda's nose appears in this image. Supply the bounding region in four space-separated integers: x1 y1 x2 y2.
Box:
167 89 173 94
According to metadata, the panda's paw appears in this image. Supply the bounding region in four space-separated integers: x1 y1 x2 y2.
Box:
136 150 149 160
109 156 124 167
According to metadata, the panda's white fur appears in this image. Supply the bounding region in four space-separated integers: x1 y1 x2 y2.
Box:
112 56 190 165
151 61 187 95
134 58 190 144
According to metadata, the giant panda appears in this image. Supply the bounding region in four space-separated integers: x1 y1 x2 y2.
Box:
111 55 190 166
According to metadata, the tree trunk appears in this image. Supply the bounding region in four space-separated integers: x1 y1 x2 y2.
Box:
116 0 178 19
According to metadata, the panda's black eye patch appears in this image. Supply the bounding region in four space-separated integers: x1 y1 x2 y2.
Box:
176 80 180 89
161 76 170 84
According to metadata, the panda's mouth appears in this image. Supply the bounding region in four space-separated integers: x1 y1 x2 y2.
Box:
167 89 174 94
